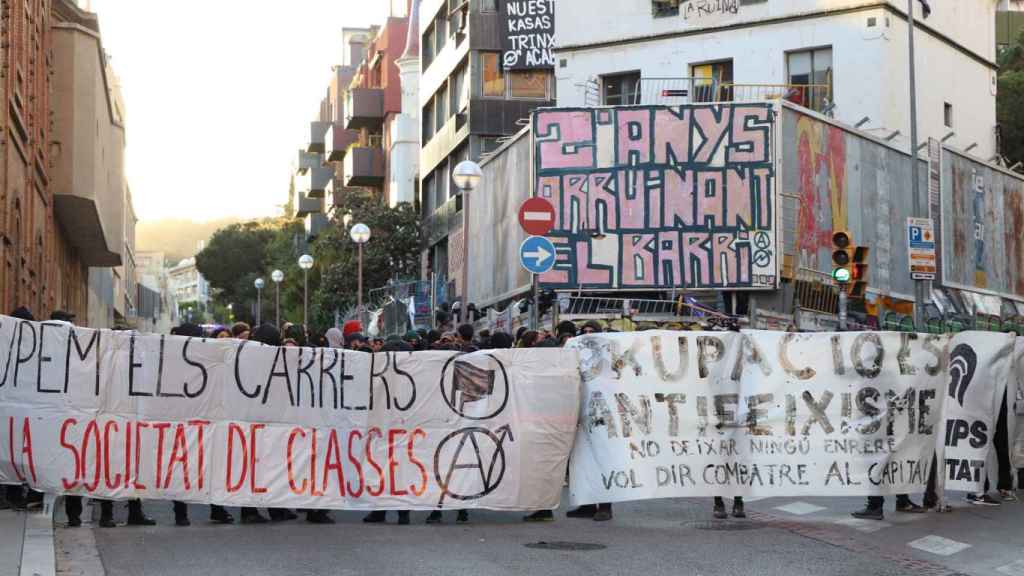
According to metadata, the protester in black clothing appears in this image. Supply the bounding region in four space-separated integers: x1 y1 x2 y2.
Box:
5 307 44 511
966 387 1016 505
489 331 514 349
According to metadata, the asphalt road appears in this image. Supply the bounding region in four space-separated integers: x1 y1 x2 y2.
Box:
53 492 1024 576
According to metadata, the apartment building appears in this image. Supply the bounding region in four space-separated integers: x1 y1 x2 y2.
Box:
555 0 1000 159
999 0 1024 50
419 0 556 303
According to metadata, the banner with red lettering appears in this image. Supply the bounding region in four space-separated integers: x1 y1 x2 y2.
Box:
0 317 581 510
567 330 1016 504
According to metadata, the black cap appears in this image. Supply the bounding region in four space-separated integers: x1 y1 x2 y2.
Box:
50 310 76 322
10 307 34 321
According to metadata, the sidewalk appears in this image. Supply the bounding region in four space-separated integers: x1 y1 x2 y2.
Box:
0 508 26 576
0 497 56 576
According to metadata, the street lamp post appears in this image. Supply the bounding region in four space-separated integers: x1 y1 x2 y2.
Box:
350 223 371 326
452 160 482 324
254 278 265 326
298 255 315 329
271 269 284 329
907 0 930 330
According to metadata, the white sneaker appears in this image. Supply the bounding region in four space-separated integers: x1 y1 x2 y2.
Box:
1000 490 1019 503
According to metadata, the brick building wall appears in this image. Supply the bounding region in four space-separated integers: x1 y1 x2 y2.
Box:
0 0 88 320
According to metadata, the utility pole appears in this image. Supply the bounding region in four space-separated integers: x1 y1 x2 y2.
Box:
908 0 927 330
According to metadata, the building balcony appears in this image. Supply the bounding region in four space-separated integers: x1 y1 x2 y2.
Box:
305 212 330 240
343 146 385 187
53 195 121 267
325 122 359 162
297 150 320 174
308 121 330 154
295 192 324 218
296 163 333 198
344 88 384 130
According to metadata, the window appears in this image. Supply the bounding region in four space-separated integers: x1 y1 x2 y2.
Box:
435 87 448 133
434 10 448 56
944 102 954 128
482 52 505 97
602 72 641 106
480 0 498 12
423 172 437 214
691 60 733 103
450 63 468 117
653 0 680 17
422 25 435 67
423 98 435 142
786 47 833 113
509 70 550 98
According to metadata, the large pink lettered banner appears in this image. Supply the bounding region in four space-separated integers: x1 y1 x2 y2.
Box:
533 103 778 290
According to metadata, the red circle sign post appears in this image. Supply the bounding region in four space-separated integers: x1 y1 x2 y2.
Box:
518 197 556 236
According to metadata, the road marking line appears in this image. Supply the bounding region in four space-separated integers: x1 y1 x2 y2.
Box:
997 560 1024 576
773 502 826 516
907 535 971 556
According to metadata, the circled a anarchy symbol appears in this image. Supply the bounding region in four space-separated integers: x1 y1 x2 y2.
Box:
752 232 772 267
433 425 514 507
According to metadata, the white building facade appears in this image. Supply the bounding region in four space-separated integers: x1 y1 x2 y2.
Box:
555 0 1000 159
167 257 209 322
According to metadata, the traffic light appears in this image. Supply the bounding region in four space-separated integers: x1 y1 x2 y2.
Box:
849 246 870 299
831 230 853 284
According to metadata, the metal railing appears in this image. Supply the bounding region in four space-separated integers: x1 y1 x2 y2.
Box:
559 295 732 320
793 268 840 315
577 77 834 116
723 83 833 115
632 77 715 106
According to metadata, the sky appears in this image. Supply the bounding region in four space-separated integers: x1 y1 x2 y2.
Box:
86 0 398 223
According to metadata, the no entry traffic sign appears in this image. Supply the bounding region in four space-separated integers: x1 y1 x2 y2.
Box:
518 197 556 236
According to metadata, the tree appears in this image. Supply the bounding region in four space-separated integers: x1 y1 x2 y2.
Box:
998 30 1024 167
311 192 422 327
195 218 308 327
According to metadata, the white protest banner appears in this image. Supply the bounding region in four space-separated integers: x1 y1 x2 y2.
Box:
1013 338 1024 469
937 332 1015 492
567 330 1015 504
0 316 581 511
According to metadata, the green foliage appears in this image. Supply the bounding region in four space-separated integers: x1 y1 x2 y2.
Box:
194 193 421 332
195 218 308 328
998 30 1024 168
312 192 422 328
998 29 1024 73
999 71 1024 168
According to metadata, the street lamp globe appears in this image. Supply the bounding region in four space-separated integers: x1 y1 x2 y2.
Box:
271 269 284 283
452 160 482 193
254 278 265 290
350 223 371 244
298 254 315 270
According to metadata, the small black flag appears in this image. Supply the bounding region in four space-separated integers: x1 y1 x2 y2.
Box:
452 360 495 411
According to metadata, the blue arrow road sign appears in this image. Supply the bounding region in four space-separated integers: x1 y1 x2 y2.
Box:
519 236 556 275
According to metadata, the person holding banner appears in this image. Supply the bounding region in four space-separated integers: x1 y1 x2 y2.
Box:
169 324 235 526
238 324 298 524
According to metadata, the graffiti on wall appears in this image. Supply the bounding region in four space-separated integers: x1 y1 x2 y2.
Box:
944 152 1024 298
532 103 777 290
795 115 847 272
